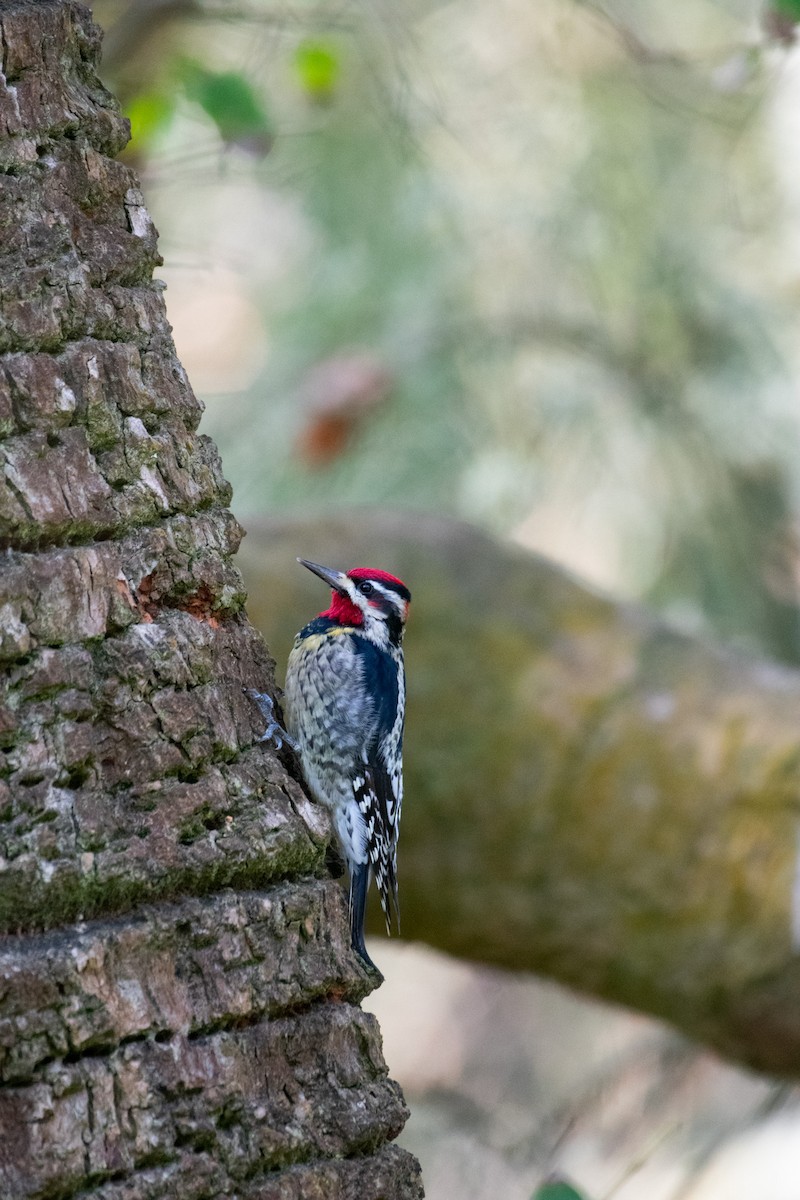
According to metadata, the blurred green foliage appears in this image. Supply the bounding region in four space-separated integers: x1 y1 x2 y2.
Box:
772 0 800 21
125 89 175 145
294 39 342 103
124 59 274 155
96 0 800 665
179 59 274 154
533 1181 588 1200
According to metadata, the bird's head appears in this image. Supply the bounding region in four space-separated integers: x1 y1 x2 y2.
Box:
299 558 411 646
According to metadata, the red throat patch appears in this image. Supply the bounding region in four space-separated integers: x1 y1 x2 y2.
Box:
321 590 364 626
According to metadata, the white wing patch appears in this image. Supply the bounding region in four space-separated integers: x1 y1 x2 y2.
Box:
353 749 401 934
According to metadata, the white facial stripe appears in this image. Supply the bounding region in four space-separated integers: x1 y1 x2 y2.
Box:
345 577 408 629
370 581 408 619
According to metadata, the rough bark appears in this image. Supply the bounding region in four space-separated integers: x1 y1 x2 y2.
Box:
0 5 421 1197
241 511 800 1081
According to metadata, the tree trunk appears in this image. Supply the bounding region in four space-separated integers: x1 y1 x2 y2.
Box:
0 4 421 1197
241 510 800 1082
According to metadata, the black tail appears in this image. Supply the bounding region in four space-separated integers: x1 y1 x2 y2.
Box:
349 864 378 971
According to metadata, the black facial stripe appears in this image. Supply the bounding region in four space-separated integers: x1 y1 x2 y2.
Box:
369 586 408 617
372 580 411 604
385 609 404 645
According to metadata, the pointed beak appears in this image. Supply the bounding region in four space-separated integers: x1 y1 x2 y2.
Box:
297 558 348 593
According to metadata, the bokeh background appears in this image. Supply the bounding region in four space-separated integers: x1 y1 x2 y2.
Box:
95 1 800 1195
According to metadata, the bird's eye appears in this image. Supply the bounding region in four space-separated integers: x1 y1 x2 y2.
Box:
359 581 374 596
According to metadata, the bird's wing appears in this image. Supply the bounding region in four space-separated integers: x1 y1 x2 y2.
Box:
350 640 404 933
353 748 401 934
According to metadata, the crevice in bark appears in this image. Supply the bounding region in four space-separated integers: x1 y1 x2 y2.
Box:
4 471 36 524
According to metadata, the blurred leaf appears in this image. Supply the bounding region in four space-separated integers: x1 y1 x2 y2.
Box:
533 1180 588 1200
125 90 175 146
772 0 800 19
765 0 800 42
180 59 274 155
295 353 392 467
294 39 341 103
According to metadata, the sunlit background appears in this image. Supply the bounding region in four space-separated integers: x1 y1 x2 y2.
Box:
96 1 800 1195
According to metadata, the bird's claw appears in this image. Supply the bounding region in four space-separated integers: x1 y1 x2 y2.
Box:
245 688 299 752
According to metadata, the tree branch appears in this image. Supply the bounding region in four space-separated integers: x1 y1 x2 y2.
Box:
242 510 800 1079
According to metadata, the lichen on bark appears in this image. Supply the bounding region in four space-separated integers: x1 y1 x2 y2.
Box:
0 3 422 1196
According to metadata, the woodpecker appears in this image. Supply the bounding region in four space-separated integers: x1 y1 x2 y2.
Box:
282 558 411 971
